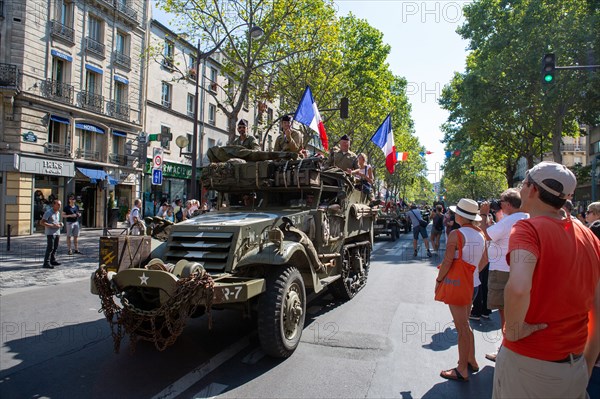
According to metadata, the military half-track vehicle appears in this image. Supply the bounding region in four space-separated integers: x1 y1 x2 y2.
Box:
92 155 375 358
373 211 402 240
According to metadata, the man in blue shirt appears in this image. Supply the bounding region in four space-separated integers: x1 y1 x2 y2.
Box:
41 199 63 269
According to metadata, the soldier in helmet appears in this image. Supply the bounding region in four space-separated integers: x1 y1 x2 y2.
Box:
274 115 303 153
327 134 358 173
231 120 259 150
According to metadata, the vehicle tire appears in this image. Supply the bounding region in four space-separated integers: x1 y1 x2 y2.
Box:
257 266 306 358
330 244 370 301
391 225 399 241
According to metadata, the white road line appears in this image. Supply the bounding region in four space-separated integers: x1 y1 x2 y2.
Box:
192 382 229 399
152 336 250 399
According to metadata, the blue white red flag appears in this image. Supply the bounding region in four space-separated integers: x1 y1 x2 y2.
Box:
293 86 328 151
371 114 397 174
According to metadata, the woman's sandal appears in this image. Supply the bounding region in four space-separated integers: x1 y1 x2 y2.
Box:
468 363 479 372
440 368 469 382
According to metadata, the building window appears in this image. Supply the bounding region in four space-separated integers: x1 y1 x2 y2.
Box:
112 135 124 156
209 67 217 92
85 70 100 94
52 57 67 83
267 107 273 125
88 15 102 42
160 125 171 149
114 82 127 104
208 104 216 125
163 40 174 68
186 133 193 153
187 94 195 118
161 82 172 108
56 0 73 27
116 31 129 55
188 53 196 77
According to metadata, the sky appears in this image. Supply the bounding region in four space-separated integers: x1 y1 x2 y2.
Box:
152 1 470 183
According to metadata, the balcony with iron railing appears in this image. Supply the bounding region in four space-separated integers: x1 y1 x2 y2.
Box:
109 153 131 166
76 148 101 161
0 63 19 91
40 79 74 104
85 37 105 58
113 51 131 69
106 100 130 121
116 1 137 23
78 90 104 113
50 20 75 44
561 144 585 152
44 142 71 157
99 0 114 7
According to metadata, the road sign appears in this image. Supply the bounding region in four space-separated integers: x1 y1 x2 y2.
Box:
152 168 163 185
153 147 163 170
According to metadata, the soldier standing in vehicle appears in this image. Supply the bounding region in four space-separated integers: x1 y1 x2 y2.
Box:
327 134 357 173
231 120 259 150
274 115 303 153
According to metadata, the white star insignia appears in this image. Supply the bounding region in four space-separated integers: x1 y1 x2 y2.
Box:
139 272 149 285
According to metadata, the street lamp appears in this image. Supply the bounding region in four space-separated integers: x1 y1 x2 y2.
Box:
189 24 264 201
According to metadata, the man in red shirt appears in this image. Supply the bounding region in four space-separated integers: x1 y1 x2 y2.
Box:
493 162 600 398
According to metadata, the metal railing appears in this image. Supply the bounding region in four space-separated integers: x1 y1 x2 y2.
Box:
106 100 130 121
109 153 129 166
50 20 75 44
113 51 131 69
85 36 105 57
116 1 137 22
78 90 104 113
40 79 73 104
561 144 584 152
0 63 19 90
99 0 114 7
76 148 101 161
162 100 171 108
44 142 71 157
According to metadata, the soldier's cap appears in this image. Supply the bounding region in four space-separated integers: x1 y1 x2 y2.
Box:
281 115 293 122
237 120 247 127
525 161 576 199
340 134 350 141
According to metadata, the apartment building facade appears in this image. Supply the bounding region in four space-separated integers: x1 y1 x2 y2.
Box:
0 0 149 235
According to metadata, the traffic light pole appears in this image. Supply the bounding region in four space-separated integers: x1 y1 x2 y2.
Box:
555 65 600 70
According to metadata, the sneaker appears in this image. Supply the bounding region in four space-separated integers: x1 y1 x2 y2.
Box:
42 264 54 269
485 352 498 362
68 249 73 255
50 260 61 266
413 250 418 257
74 250 83 255
427 250 432 258
469 314 481 321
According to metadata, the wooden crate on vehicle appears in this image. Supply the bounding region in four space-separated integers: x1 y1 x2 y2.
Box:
99 236 151 273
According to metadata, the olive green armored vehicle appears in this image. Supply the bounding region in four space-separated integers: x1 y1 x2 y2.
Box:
92 155 375 357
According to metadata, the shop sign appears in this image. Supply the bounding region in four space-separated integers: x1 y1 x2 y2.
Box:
145 159 195 179
22 131 38 143
18 155 75 177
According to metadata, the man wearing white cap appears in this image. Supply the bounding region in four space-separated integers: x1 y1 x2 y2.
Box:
493 162 600 398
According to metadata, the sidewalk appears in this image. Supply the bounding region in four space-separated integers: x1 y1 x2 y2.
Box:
0 227 128 295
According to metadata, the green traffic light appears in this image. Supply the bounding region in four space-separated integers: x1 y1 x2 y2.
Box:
544 74 554 83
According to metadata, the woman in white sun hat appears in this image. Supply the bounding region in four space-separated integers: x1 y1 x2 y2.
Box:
436 198 487 382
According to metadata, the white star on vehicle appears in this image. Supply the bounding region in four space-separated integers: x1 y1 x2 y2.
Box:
139 272 149 285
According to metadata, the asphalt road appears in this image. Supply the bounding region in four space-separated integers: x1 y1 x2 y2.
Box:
0 231 502 399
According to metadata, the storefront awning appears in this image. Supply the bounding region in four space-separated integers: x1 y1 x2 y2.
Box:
50 115 70 124
75 123 105 134
77 167 119 185
112 130 127 137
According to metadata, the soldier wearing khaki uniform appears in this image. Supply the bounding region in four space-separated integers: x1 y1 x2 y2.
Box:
231 120 259 150
327 134 357 172
274 115 303 153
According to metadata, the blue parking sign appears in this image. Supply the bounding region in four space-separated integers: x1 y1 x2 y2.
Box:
152 169 163 185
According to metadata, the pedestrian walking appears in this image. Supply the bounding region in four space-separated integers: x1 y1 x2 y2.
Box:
41 199 63 269
62 195 82 255
493 162 600 399
435 198 487 382
429 205 444 251
407 204 432 257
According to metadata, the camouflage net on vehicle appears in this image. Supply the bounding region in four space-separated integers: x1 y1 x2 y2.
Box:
94 267 214 353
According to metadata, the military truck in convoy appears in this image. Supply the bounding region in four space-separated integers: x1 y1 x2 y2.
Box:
92 154 375 358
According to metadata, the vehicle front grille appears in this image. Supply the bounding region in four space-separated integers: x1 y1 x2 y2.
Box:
165 231 234 273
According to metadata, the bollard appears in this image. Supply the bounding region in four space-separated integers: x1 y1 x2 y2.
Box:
7 224 11 252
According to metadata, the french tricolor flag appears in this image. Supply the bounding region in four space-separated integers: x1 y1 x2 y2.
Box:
294 86 328 151
371 114 397 174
